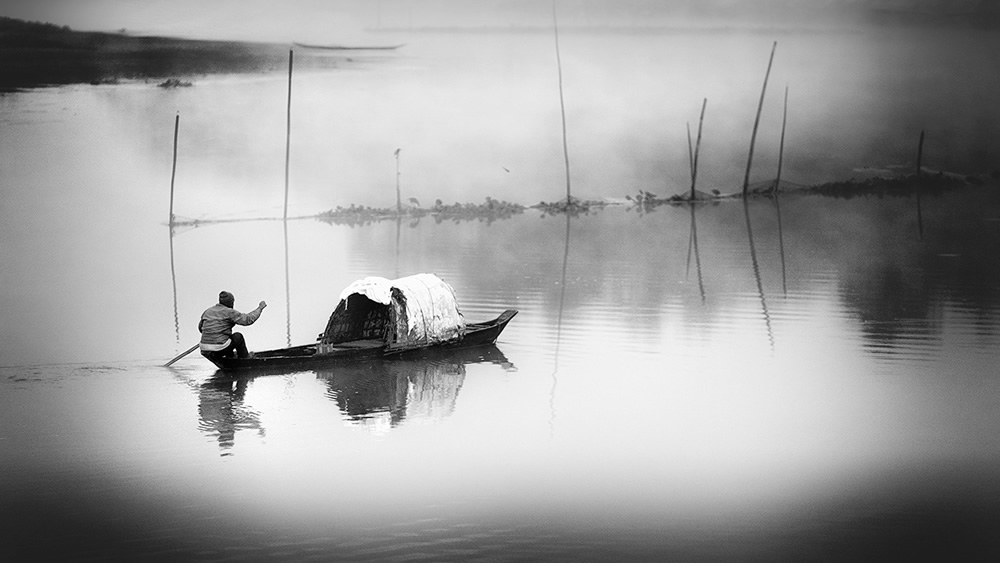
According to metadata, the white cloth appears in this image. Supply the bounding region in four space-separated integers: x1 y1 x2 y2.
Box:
200 338 231 352
334 273 465 347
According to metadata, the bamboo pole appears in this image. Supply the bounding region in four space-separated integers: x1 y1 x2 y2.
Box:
686 122 694 183
916 129 925 176
691 98 707 199
168 113 179 225
164 343 199 367
283 49 293 221
552 1 572 202
394 148 402 215
775 85 788 192
743 41 777 196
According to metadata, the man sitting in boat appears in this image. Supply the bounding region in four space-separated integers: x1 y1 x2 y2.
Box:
199 291 267 360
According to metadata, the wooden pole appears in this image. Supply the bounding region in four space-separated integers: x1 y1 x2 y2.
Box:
743 41 777 196
164 343 199 367
394 148 402 215
775 85 788 192
168 113 179 225
691 98 707 199
283 49 293 221
552 1 572 203
916 129 925 176
686 122 694 184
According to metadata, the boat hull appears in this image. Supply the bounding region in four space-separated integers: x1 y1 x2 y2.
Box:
207 309 517 372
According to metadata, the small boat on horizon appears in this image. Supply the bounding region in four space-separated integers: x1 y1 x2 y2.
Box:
206 273 517 372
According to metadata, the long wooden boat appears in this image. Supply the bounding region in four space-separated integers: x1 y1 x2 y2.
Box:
208 309 516 372
205 309 517 371
206 273 516 372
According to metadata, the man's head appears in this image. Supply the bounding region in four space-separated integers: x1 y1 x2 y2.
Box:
219 291 235 308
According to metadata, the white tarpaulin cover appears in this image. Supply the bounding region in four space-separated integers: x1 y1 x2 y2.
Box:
334 273 465 349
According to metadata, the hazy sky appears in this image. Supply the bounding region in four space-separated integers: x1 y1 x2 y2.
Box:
3 0 993 43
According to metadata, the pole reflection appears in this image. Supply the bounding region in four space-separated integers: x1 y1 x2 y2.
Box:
774 194 788 297
283 218 292 348
551 213 571 437
169 225 180 347
688 204 706 303
744 199 775 353
916 192 925 240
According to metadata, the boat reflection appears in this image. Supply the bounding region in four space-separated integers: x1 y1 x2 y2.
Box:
194 344 516 448
314 344 515 432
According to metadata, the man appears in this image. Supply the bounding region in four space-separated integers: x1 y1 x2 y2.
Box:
199 291 267 360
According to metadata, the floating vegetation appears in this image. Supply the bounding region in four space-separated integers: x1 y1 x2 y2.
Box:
429 197 525 224
88 76 121 86
532 196 607 217
803 173 970 199
625 190 667 213
624 188 727 213
158 78 192 88
315 204 395 226
304 172 997 229
315 197 526 226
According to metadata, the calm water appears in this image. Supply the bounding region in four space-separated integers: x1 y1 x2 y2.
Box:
3 26 1000 561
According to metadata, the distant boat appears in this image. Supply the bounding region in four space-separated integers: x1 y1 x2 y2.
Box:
292 41 405 51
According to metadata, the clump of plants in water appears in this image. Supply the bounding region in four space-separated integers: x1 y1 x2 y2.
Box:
315 197 527 226
625 190 667 213
430 197 525 224
804 173 968 199
158 78 192 88
533 196 605 217
624 188 726 214
315 204 394 226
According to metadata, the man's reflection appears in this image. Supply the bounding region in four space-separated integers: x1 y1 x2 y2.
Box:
198 376 265 455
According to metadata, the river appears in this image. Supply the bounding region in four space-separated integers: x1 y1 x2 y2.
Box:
2 24 1000 561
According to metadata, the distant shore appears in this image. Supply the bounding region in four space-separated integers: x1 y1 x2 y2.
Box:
0 17 347 92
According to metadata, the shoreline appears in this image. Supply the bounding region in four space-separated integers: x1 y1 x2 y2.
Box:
0 17 351 92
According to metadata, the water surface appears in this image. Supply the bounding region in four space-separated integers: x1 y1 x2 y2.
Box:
2 25 1000 561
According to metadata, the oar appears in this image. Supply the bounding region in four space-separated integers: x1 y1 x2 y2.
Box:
164 343 199 367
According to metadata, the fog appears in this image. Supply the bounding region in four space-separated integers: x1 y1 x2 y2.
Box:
5 0 1000 44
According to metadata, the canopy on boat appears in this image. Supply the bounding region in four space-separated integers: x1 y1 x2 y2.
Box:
320 273 466 351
